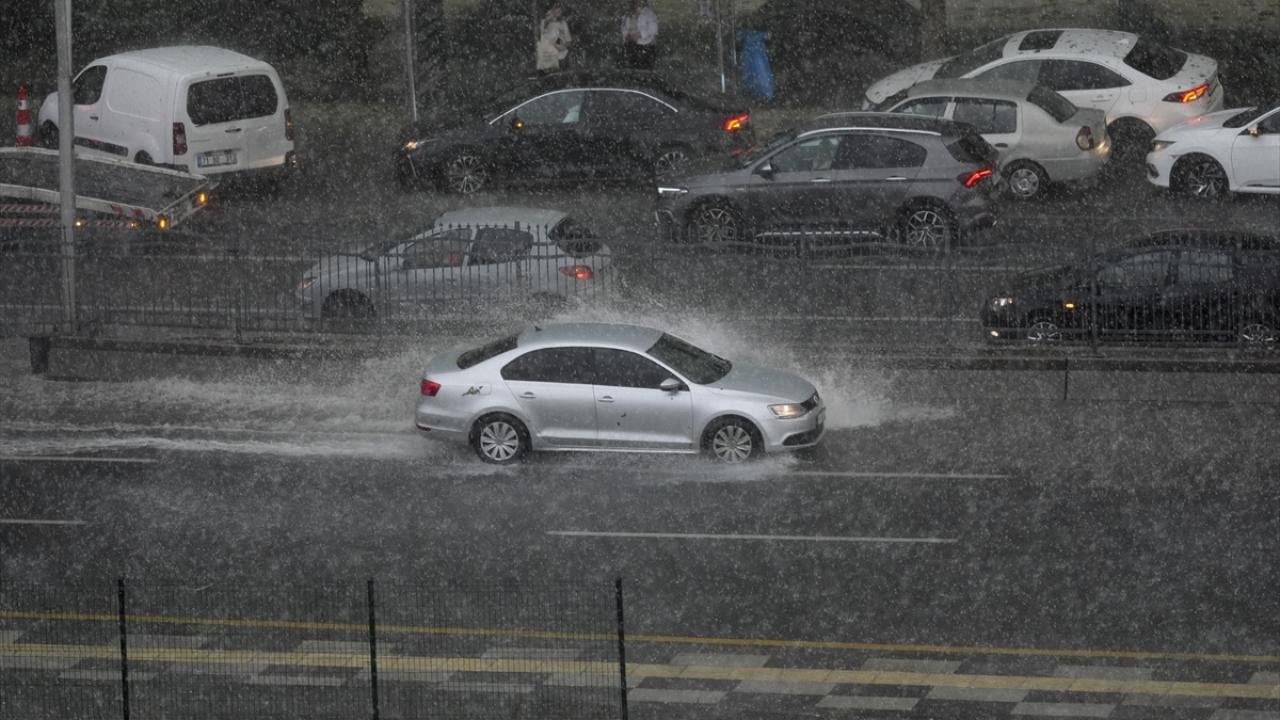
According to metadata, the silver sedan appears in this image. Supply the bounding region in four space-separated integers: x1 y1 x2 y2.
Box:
415 323 825 464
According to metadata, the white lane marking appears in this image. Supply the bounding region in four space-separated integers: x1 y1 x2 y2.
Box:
548 531 956 544
788 470 1011 480
0 455 158 464
0 518 88 526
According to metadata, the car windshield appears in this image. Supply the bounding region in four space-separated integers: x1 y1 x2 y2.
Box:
647 333 732 384
1123 37 1188 80
737 129 799 168
1027 85 1077 123
359 227 472 260
935 36 1009 79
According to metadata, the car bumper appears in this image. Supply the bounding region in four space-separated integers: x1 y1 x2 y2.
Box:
1145 148 1178 188
758 406 826 452
1040 143 1112 184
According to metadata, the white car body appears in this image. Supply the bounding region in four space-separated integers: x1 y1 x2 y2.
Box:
1147 105 1280 196
874 79 1111 196
295 207 612 319
863 29 1224 139
38 46 295 177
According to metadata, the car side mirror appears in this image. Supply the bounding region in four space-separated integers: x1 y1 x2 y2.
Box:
659 377 683 392
1247 125 1262 137
511 115 526 131
754 161 775 179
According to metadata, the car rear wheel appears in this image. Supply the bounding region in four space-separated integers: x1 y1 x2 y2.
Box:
471 413 531 464
38 122 57 149
896 203 955 251
1005 160 1047 200
1173 154 1229 199
444 150 488 194
690 203 742 245
1240 320 1277 345
702 417 762 464
654 145 691 176
321 290 375 319
1026 316 1063 344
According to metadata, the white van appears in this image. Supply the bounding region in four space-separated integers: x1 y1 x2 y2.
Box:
37 46 296 178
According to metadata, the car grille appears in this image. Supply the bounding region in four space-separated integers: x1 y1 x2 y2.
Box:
801 392 821 412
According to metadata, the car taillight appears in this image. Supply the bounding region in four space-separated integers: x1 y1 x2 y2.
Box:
420 379 441 397
284 108 294 141
559 264 594 280
172 122 187 156
1164 83 1209 103
959 167 993 188
1075 126 1094 151
723 113 750 132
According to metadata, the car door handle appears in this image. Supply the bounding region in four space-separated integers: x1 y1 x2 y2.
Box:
598 396 615 403
88 115 98 121
809 178 832 183
884 176 908 181
225 128 243 133
519 391 537 399
994 143 1009 148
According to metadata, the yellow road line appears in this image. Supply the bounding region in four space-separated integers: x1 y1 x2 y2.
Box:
2 642 1278 701
3 609 1279 665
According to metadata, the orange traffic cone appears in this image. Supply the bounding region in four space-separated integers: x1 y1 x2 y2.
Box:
15 83 34 146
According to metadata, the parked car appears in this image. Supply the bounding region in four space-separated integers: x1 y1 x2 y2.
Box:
415 323 825 464
295 208 610 319
862 29 1223 160
38 46 296 179
395 70 753 194
981 230 1280 344
872 80 1110 199
655 113 1000 251
1147 103 1280 198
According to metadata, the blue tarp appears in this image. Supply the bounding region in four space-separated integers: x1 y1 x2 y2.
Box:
738 31 774 101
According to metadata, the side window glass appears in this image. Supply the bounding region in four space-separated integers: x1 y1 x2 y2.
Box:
1040 60 1128 91
975 60 1041 83
472 228 533 264
501 347 594 383
1099 252 1172 288
73 65 108 105
892 97 950 118
513 91 585 126
1258 112 1280 134
592 349 672 389
953 98 1018 134
597 91 671 121
770 136 841 173
837 135 928 170
402 240 466 270
1177 251 1233 285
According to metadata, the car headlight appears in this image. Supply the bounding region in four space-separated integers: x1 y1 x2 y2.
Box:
769 403 808 419
989 296 1014 311
297 276 317 291
403 139 428 151
1150 139 1175 154
657 186 688 197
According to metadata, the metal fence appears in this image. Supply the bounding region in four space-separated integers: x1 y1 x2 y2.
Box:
2 218 1278 350
0 578 627 720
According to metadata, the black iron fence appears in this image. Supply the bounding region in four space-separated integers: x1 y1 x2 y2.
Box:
0 579 627 720
2 220 1278 350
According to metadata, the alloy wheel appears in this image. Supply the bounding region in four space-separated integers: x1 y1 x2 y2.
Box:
1240 322 1277 345
655 148 690 176
694 206 739 244
903 208 950 250
1183 158 1227 199
711 424 753 463
1026 319 1063 343
1008 167 1040 199
478 421 520 462
445 153 487 194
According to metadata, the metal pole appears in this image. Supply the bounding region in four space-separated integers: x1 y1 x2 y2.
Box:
54 0 76 331
402 0 418 125
615 577 629 720
715 0 726 93
117 578 131 720
367 579 381 720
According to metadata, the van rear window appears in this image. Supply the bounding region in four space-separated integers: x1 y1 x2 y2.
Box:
186 74 279 126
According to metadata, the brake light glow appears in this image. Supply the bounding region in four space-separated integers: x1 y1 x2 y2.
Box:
420 379 441 397
723 113 750 132
284 108 294 141
960 168 993 188
1164 83 1209 103
172 122 187 156
559 264 594 280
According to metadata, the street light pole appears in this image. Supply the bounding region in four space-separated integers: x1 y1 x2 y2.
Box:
54 0 76 331
402 0 418 124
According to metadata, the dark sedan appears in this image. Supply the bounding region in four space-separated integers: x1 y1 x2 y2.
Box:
982 231 1280 344
395 71 754 194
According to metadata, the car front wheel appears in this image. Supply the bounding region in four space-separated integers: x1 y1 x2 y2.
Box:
443 150 489 194
689 203 742 245
471 413 531 464
703 417 762 464
1174 154 1229 199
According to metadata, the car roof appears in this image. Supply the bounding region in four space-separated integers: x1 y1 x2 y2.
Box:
433 207 568 231
806 112 965 137
516 323 663 352
1002 28 1140 61
534 69 675 91
96 46 269 75
902 79 1037 103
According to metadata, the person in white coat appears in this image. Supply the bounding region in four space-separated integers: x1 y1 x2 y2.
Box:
537 3 572 73
621 0 659 70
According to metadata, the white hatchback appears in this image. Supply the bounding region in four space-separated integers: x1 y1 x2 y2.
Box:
863 29 1223 159
1147 104 1280 198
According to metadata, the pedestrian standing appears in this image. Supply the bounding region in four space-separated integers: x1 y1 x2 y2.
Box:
621 0 659 70
536 2 572 74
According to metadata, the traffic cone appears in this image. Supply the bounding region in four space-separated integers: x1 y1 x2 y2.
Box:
15 83 34 146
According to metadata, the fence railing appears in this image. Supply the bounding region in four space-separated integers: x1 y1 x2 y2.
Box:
0 578 628 720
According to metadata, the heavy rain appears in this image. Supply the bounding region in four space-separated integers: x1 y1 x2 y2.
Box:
1 0 1278 718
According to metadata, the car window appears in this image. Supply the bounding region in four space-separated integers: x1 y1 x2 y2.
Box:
836 134 928 170
953 98 1018 134
1123 37 1187 80
402 239 468 270
1098 251 1173 288
974 59 1041 83
458 335 518 369
1038 60 1130 91
892 97 951 118
769 136 843 173
1176 251 1233 285
590 90 673 121
512 90 585 126
592 348 674 389
549 218 603 256
1026 85 1077 123
471 227 533 264
186 74 280 126
1258 111 1280 134
647 333 731 384
935 36 1010 79
73 65 107 105
1018 30 1063 51
501 347 594 383
945 130 1000 164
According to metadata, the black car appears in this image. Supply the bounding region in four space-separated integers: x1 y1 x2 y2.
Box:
982 230 1280 344
395 70 753 194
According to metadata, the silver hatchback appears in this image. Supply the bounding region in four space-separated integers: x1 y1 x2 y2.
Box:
415 323 825 464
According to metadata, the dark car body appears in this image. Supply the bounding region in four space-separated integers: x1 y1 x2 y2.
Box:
655 113 1000 251
982 230 1280 343
395 71 754 194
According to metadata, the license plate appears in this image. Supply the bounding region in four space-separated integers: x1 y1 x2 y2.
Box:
197 150 237 168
